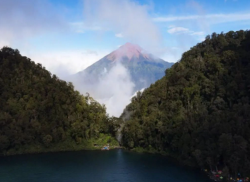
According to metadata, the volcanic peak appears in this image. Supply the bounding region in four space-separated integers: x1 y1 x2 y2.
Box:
107 42 149 61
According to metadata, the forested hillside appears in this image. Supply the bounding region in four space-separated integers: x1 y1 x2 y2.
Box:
0 47 119 155
121 30 250 179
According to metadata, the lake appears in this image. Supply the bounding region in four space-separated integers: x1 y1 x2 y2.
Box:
0 149 212 182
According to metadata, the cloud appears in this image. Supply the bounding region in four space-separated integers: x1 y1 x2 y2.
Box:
72 63 135 117
168 27 190 34
83 50 99 56
70 22 102 33
159 46 183 63
83 0 162 54
190 31 204 36
96 63 135 116
26 49 110 79
167 26 205 37
0 40 10 48
115 33 123 38
0 0 67 45
153 12 250 24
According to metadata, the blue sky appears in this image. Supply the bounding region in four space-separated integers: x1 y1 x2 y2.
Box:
0 0 249 76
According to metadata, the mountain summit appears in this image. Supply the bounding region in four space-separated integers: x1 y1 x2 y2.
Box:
107 42 149 61
79 42 173 91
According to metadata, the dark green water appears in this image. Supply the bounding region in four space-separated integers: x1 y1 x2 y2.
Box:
0 149 211 182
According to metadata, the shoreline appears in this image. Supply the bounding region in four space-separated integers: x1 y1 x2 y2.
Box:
0 145 124 157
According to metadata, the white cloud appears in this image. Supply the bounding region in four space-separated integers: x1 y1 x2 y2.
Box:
0 0 66 45
115 33 123 38
83 50 99 56
167 26 205 37
72 63 135 117
83 0 163 54
190 31 205 36
168 27 189 34
158 46 183 63
70 22 102 33
153 12 250 24
25 49 110 78
96 63 135 116
162 53 181 63
0 40 10 48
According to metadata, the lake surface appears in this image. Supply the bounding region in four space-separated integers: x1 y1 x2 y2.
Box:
0 149 211 182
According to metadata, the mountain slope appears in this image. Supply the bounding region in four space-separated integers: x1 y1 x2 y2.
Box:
79 43 173 91
72 43 173 116
0 47 118 155
121 30 250 179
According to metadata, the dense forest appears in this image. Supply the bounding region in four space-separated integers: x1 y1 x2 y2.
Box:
121 30 250 180
1 30 250 181
0 47 120 155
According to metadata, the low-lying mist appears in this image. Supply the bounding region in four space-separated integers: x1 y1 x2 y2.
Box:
70 63 135 117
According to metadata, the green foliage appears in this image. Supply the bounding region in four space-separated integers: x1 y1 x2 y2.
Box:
121 30 250 179
43 135 53 147
0 47 119 155
89 133 119 147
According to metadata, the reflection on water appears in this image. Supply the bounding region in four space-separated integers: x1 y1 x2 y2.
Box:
0 149 211 182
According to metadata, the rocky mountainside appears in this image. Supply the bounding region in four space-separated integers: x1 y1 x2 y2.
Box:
78 42 173 91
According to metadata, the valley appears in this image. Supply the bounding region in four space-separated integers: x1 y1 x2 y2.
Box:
0 30 250 182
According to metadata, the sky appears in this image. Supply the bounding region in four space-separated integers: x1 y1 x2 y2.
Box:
0 0 249 76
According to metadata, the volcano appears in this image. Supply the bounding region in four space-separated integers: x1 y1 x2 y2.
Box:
78 42 173 91
70 43 173 116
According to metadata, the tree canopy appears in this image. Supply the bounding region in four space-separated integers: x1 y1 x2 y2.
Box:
121 30 250 179
0 47 118 155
